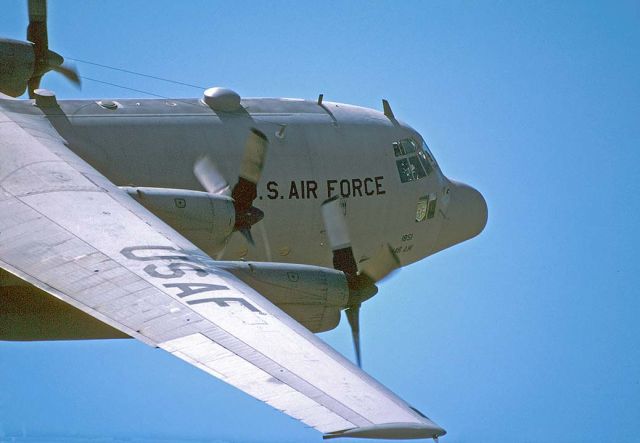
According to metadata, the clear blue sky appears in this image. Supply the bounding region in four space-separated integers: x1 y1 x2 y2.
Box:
1 1 639 442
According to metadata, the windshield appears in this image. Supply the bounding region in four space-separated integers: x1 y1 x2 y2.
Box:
418 135 438 170
393 136 439 183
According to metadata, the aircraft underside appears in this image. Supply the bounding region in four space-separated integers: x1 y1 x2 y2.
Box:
0 271 128 340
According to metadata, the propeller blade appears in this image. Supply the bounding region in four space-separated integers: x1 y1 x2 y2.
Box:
24 0 81 97
359 244 401 283
194 156 231 196
27 0 48 50
321 197 350 250
257 221 273 262
321 197 358 277
45 49 63 67
194 128 268 247
232 128 268 238
321 197 401 369
50 63 81 86
239 228 255 246
346 305 362 367
232 128 268 214
239 128 268 185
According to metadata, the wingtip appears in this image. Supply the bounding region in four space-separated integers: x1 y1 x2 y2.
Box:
323 422 446 440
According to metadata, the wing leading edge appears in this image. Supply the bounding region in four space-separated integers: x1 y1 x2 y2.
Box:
0 104 445 440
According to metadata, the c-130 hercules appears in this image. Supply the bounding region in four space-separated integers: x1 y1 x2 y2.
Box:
0 1 487 440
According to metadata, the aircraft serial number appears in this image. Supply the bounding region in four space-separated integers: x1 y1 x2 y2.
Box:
260 176 386 200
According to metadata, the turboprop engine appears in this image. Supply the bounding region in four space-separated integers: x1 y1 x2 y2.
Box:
0 39 37 97
122 187 236 255
0 1 80 98
218 262 350 333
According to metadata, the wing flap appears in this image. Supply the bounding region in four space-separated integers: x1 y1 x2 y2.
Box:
161 332 356 433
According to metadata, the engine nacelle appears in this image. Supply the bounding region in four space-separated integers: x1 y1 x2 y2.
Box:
218 261 349 333
0 38 35 97
122 187 235 254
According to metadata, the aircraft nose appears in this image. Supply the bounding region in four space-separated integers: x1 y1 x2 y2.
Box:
433 180 487 252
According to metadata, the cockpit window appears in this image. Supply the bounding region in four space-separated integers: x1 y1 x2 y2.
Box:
408 155 427 179
393 137 432 183
417 150 433 175
401 139 417 154
418 136 438 169
393 142 403 157
396 158 413 183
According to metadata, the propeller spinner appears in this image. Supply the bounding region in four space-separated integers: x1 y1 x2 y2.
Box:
194 128 269 245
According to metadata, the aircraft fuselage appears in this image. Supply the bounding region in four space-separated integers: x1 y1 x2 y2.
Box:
0 94 487 340
1 95 464 267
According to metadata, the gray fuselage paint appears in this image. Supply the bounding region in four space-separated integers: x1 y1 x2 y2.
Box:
0 96 449 269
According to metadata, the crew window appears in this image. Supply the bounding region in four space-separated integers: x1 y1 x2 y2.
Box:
417 150 433 175
396 158 414 183
396 156 426 183
393 137 429 183
393 139 418 157
418 136 438 170
408 155 427 179
393 142 403 157
401 139 417 154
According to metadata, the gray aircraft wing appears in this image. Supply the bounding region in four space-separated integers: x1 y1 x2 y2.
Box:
0 106 445 440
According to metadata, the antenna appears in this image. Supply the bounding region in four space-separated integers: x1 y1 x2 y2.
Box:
382 99 395 120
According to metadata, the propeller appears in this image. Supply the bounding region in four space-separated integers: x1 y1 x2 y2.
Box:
194 127 269 245
321 196 400 367
26 0 80 97
345 306 362 367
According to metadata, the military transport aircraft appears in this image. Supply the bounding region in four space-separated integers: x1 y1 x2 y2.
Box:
0 1 487 440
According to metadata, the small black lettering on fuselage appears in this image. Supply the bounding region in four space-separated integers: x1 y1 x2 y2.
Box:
264 177 385 200
392 244 414 255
